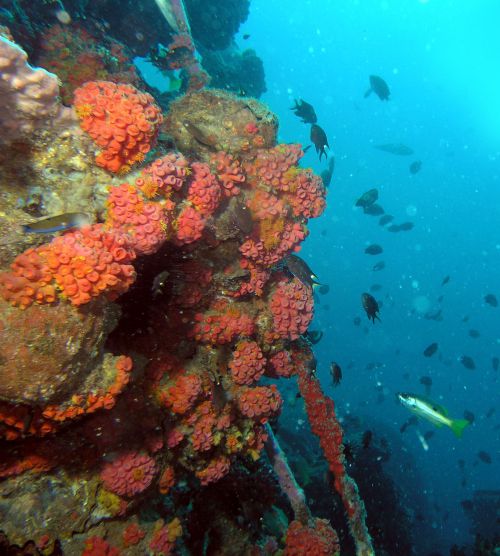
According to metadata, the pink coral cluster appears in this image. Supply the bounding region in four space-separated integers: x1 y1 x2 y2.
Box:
161 373 202 415
187 162 221 216
269 277 314 340
169 261 213 308
149 518 183 556
100 451 157 498
74 81 163 174
284 518 339 556
210 151 246 196
248 144 303 188
195 455 231 485
136 152 189 200
237 385 282 423
39 24 138 105
190 300 255 344
106 183 168 255
232 258 270 297
190 402 219 452
240 221 307 267
82 536 120 556
247 189 287 221
229 340 266 385
0 224 136 308
123 523 146 547
174 205 205 245
268 350 296 378
284 169 326 219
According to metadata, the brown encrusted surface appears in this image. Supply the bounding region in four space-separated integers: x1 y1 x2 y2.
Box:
164 88 277 160
0 297 119 405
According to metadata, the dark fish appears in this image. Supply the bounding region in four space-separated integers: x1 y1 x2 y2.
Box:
303 145 312 153
362 292 381 323
400 415 419 433
460 355 476 370
409 160 422 174
152 270 169 298
242 33 250 40
285 254 320 288
423 342 438 358
362 430 373 449
477 450 492 464
310 124 329 161
209 375 228 413
343 442 354 463
441 275 450 286
463 410 475 424
379 214 394 226
320 156 335 188
370 284 382 292
353 316 361 326
424 308 443 321
486 407 495 418
484 293 498 307
318 284 330 295
355 188 378 208
419 376 432 397
363 203 385 216
374 143 414 156
437 295 444 303
230 199 254 234
364 244 383 255
330 362 342 386
424 431 435 442
291 99 317 124
364 75 390 101
304 329 323 344
372 261 386 271
492 357 499 371
468 329 480 339
461 315 469 322
398 222 414 231
460 500 473 512
295 392 302 399
387 224 401 232
22 212 91 234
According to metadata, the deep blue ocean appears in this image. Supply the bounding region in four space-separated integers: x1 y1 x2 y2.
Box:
237 1 499 553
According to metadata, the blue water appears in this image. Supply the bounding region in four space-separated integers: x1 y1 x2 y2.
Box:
238 1 500 553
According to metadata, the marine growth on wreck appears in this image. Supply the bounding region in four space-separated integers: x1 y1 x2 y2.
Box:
0 3 375 554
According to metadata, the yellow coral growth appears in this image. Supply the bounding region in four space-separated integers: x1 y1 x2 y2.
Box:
139 176 159 199
75 103 93 120
260 216 285 250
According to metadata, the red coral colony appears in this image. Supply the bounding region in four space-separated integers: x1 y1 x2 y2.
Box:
0 31 374 555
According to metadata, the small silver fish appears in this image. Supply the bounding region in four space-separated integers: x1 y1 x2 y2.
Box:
22 212 91 234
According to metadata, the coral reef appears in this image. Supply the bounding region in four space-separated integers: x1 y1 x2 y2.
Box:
297 364 375 556
184 0 250 51
0 36 73 145
37 24 139 105
0 33 370 554
74 81 163 174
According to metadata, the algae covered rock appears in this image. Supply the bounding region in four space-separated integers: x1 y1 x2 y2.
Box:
164 88 277 160
0 297 119 405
